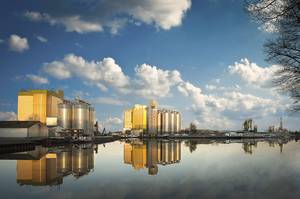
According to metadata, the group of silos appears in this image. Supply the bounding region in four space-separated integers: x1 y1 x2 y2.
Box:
147 99 181 134
157 110 181 134
57 99 95 135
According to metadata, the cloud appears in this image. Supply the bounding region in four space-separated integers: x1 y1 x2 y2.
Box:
99 117 123 131
247 0 286 33
133 63 183 98
228 58 280 87
24 0 191 34
43 54 129 91
0 112 17 121
24 11 103 33
26 74 49 84
0 39 4 44
36 35 48 43
41 54 291 130
91 97 128 106
8 34 29 52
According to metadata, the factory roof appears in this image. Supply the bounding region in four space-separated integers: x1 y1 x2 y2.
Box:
18 89 64 98
0 121 42 128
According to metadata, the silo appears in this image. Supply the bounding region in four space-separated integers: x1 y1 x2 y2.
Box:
162 111 169 133
157 111 162 134
89 107 95 134
72 148 88 177
57 150 72 174
170 111 175 133
176 141 181 162
72 102 89 132
175 112 181 133
58 102 72 129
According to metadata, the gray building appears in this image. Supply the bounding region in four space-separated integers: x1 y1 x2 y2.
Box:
0 121 48 138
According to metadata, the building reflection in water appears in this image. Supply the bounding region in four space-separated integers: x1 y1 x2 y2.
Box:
124 140 181 175
16 144 95 186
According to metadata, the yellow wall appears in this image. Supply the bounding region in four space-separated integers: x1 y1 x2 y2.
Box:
18 90 63 124
123 143 147 170
124 143 132 164
17 157 47 184
18 95 34 121
131 144 147 170
124 109 132 129
132 105 147 130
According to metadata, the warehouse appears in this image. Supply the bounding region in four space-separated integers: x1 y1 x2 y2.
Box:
0 121 48 138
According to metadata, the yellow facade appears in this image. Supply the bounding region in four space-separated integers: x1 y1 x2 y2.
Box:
123 143 147 170
18 90 64 124
124 109 133 129
132 105 147 130
17 156 47 185
123 104 147 131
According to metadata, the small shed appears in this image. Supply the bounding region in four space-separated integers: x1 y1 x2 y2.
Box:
0 121 48 138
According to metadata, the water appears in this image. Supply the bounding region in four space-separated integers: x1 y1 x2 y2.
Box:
0 139 299 199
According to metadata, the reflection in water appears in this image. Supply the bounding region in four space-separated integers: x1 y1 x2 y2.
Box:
0 138 299 198
124 140 181 175
16 145 95 186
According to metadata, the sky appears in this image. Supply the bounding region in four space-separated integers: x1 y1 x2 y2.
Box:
0 0 299 131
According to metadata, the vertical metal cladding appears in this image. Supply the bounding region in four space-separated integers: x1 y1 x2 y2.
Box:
170 111 175 133
174 112 181 133
58 99 95 135
157 111 162 134
72 102 89 131
158 110 180 134
58 103 73 129
162 111 169 133
89 107 95 132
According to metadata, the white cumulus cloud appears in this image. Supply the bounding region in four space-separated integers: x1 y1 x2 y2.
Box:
26 74 49 84
0 112 17 121
8 34 29 52
228 58 280 87
133 63 183 98
43 54 129 91
24 0 191 34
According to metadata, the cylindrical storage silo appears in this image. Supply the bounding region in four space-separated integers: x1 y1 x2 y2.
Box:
157 111 162 134
170 112 175 134
57 151 72 174
177 113 181 133
72 103 89 132
72 148 88 177
162 111 169 133
89 107 95 134
58 103 73 129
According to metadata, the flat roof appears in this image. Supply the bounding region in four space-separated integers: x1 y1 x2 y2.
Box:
0 121 41 128
18 89 64 98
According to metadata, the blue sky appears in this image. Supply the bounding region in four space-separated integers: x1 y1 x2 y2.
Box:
0 0 299 131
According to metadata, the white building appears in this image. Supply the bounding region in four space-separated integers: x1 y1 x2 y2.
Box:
0 121 48 138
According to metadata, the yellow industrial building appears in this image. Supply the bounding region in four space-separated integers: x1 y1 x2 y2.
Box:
124 104 147 131
124 143 147 170
18 90 64 124
16 153 60 186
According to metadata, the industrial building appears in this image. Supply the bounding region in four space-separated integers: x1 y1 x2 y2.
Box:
57 99 95 137
16 145 94 186
18 90 64 124
147 99 158 135
0 121 48 138
124 104 147 132
124 140 181 175
123 100 181 135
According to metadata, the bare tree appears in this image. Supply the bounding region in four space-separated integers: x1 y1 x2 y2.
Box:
247 0 300 111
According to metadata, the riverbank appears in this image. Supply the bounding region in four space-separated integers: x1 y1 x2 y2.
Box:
0 132 298 148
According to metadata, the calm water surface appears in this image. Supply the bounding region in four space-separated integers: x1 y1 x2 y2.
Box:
0 139 300 199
